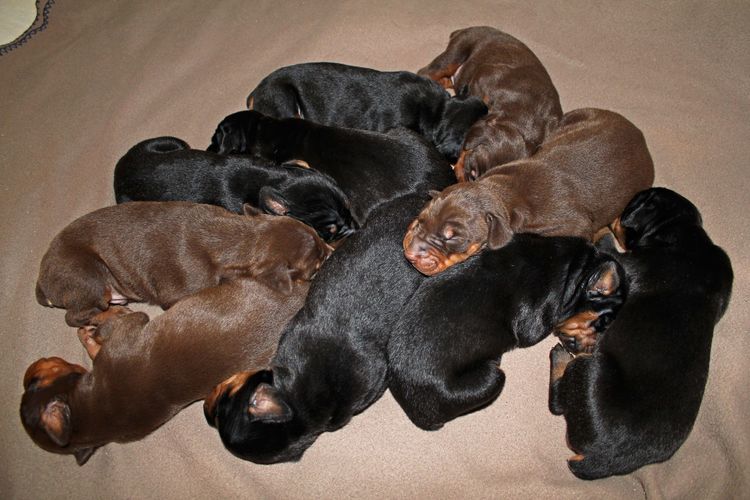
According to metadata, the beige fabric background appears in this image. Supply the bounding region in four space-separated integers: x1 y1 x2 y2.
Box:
1 1 748 498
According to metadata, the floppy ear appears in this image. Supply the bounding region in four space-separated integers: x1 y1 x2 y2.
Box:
248 383 293 423
587 260 621 297
254 262 295 295
485 213 513 249
74 447 96 466
258 187 289 216
41 398 72 447
242 203 264 216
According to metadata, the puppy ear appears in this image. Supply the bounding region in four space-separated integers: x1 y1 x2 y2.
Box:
258 187 289 216
587 260 621 297
74 447 96 466
485 213 513 249
242 203 264 217
41 398 72 447
255 263 295 295
248 383 293 423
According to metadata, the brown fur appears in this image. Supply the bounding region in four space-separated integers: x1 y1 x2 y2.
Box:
20 278 312 464
35 201 331 326
418 26 562 181
404 108 655 275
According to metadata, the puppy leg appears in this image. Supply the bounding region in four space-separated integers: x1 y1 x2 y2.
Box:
548 344 573 415
77 306 137 359
417 31 475 89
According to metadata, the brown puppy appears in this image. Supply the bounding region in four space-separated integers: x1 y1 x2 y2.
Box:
35 201 331 326
418 26 562 181
404 108 654 276
20 277 312 464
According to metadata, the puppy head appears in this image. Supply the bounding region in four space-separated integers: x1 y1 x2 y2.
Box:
259 172 358 243
614 187 702 250
241 213 333 294
458 114 533 181
433 95 488 161
403 184 513 275
204 370 313 464
20 357 96 465
207 110 264 155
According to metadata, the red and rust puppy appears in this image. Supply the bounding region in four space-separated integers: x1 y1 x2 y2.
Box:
403 108 654 276
418 26 563 181
549 188 733 479
36 201 332 326
20 276 314 464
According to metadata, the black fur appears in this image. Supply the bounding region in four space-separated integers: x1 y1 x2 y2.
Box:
247 62 488 161
206 191 438 463
549 187 734 479
388 234 626 430
113 137 356 242
208 111 455 224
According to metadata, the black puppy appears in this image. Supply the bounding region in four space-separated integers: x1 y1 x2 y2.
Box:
208 111 454 223
549 187 733 480
203 191 445 464
388 234 625 431
114 137 356 242
246 62 488 161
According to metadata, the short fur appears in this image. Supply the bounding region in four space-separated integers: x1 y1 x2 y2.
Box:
247 62 488 161
208 110 455 223
20 278 311 464
418 26 563 181
403 108 654 276
549 188 733 479
114 136 356 242
204 191 445 463
35 201 331 326
389 234 626 430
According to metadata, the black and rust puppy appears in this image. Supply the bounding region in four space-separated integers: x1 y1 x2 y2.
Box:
549 188 733 480
208 110 454 223
114 137 356 242
204 191 446 463
388 234 625 430
246 62 488 161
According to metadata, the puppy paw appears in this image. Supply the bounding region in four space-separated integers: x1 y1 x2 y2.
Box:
76 326 102 360
87 305 133 327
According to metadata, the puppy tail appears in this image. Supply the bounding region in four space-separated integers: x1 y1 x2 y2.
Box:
139 137 190 155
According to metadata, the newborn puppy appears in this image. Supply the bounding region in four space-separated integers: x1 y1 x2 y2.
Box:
403 108 654 276
418 26 562 181
204 192 440 464
36 201 331 326
20 277 311 464
389 234 625 430
247 62 488 161
549 188 733 479
208 110 454 224
114 136 356 242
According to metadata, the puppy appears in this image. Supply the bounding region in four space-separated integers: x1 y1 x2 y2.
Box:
247 62 488 161
36 201 331 326
403 108 654 276
418 26 563 181
389 234 625 430
114 136 357 242
20 277 312 464
549 188 733 479
204 191 440 463
208 110 455 223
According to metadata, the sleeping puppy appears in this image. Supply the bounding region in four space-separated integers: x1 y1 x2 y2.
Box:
418 26 562 181
389 234 625 431
246 62 488 161
549 188 733 480
204 191 444 464
403 108 654 276
114 136 356 242
21 277 312 465
36 201 331 327
208 110 454 224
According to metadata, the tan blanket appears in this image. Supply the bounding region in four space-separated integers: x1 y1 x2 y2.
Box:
1 1 748 498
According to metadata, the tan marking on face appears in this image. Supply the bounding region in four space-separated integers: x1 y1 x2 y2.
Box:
203 370 256 420
452 149 470 182
286 159 310 169
556 310 600 354
611 217 626 250
23 357 87 391
247 96 254 110
568 454 585 462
